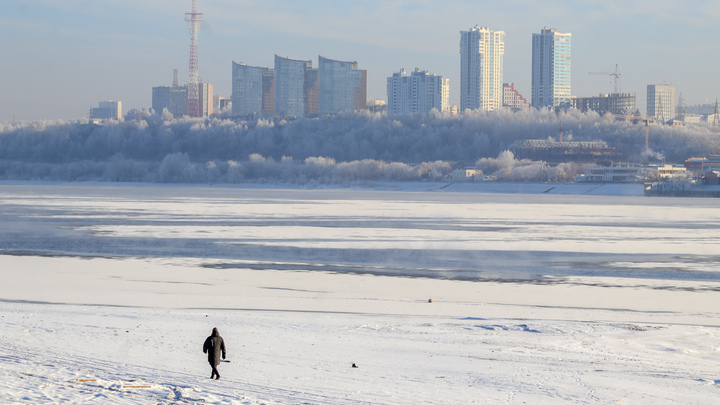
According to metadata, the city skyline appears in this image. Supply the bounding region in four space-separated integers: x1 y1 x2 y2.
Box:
1 0 719 121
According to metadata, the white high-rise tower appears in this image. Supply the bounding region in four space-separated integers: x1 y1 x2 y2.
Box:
460 26 505 112
532 28 572 108
647 84 676 123
387 68 449 114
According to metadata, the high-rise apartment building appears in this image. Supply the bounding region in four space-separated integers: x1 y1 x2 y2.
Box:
387 68 449 114
460 26 505 111
531 28 571 108
91 101 122 120
647 84 676 123
274 55 313 118
153 85 188 117
198 82 213 118
503 83 530 110
213 95 227 112
152 69 211 118
232 61 274 117
304 67 319 117
318 56 367 115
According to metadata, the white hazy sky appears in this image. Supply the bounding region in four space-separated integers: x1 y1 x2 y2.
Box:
2 0 719 121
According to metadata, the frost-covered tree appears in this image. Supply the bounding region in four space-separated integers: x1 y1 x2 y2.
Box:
1 109 719 183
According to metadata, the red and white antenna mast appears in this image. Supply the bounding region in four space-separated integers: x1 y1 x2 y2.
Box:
185 0 203 117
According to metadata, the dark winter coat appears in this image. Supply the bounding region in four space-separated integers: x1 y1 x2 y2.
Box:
203 328 226 366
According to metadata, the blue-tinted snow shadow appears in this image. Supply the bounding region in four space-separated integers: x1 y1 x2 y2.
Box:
458 318 542 333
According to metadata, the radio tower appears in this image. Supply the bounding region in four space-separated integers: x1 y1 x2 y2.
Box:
185 0 203 117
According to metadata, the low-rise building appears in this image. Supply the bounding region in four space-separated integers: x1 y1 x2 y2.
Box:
509 139 622 164
577 165 687 183
575 166 643 183
676 114 702 124
684 156 720 172
656 165 687 180
703 170 720 185
450 167 483 181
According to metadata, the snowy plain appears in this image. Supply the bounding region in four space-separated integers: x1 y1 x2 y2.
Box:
1 181 720 404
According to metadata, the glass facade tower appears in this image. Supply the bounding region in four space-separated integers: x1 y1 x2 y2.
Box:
531 28 572 108
318 56 367 115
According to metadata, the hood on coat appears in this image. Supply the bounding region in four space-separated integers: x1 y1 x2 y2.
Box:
211 327 219 337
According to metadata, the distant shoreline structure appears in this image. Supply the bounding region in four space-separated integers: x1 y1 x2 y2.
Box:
644 182 720 197
0 179 645 197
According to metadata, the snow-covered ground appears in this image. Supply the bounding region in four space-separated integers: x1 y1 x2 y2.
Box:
1 182 719 404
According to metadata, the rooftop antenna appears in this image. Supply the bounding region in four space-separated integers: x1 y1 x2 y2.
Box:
185 0 203 117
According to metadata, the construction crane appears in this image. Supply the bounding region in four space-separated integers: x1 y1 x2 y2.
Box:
589 64 621 94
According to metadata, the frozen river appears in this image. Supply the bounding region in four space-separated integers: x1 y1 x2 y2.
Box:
1 182 718 283
2 182 720 404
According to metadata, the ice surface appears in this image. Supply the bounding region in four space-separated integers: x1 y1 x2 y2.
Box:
1 182 719 404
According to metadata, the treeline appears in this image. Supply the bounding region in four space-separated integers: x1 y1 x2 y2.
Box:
0 108 718 184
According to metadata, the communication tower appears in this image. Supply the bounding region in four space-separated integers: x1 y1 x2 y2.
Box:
185 0 203 117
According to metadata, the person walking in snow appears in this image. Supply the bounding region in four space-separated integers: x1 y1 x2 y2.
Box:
203 327 226 380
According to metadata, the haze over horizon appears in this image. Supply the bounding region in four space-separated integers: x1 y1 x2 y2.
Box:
2 0 719 121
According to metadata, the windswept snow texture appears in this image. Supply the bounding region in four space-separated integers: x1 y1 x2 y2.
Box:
1 183 720 404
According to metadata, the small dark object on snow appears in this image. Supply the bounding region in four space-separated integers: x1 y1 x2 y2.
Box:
428 299 433 303
352 363 358 368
